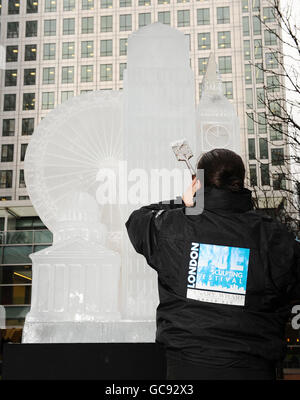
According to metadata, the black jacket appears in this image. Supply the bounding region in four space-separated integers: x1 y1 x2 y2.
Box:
125 187 300 367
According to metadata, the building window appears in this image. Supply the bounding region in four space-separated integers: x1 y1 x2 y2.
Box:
256 87 265 108
61 91 74 103
62 42 75 59
120 14 132 31
245 64 252 84
258 112 267 133
177 10 190 27
218 31 231 48
4 94 17 111
81 41 94 58
217 7 230 24
5 70 17 87
265 52 278 69
45 0 57 12
63 18 75 35
22 118 34 135
244 40 250 60
101 0 113 8
21 144 28 162
26 21 38 37
43 43 56 60
198 33 211 50
270 124 283 141
101 15 113 32
158 11 170 25
242 16 249 36
197 8 210 25
44 20 56 36
25 44 37 61
246 88 253 109
100 40 113 57
255 63 264 84
271 148 284 165
120 0 131 6
42 92 55 110
253 15 261 35
139 0 151 5
261 164 270 186
218 56 232 74
1 144 14 162
198 57 208 75
23 93 36 110
24 69 36 85
6 46 18 62
43 67 55 84
139 13 151 28
249 165 257 186
223 81 233 99
100 64 113 81
266 75 280 92
242 0 249 13
120 63 127 80
119 38 128 56
269 100 281 116
82 17 94 34
0 171 13 188
19 169 26 188
273 173 286 190
8 0 19 14
263 7 276 22
185 34 191 51
259 138 268 159
246 113 254 134
254 39 262 59
252 0 260 12
64 0 76 11
158 0 169 3
82 0 94 10
2 119 15 137
81 65 93 82
264 29 277 46
27 0 38 13
248 138 256 160
62 67 74 83
7 22 19 38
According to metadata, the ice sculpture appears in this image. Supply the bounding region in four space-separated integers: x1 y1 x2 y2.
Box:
121 22 196 319
22 92 129 342
196 54 241 156
22 23 197 343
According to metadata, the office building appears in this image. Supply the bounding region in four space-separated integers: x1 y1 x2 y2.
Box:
0 0 291 335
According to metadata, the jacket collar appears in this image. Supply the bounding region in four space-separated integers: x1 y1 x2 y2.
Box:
203 187 254 213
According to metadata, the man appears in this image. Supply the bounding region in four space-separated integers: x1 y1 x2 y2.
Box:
126 149 300 380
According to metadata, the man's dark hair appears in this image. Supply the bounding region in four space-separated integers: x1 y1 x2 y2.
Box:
197 148 245 192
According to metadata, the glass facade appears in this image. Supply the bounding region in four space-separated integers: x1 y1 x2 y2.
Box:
0 217 52 329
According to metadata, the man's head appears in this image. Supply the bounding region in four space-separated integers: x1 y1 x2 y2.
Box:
197 148 245 192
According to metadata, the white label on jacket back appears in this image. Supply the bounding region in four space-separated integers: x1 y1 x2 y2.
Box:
187 242 250 306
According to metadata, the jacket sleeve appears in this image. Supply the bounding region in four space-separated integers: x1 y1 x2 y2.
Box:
125 196 185 272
